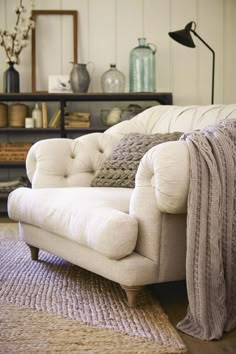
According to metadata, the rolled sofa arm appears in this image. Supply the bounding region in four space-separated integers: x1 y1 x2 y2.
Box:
26 133 122 188
135 140 190 214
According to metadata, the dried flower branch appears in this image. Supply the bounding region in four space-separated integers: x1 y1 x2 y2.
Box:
0 0 34 64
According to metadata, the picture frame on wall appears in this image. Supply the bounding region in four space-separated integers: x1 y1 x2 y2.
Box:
31 10 78 93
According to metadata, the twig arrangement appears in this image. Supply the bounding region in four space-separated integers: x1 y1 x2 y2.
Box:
0 0 34 64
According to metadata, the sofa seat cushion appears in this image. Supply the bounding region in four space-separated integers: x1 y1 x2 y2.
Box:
8 187 137 260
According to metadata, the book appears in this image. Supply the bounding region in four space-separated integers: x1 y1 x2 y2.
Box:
65 120 90 128
42 102 48 128
65 112 90 122
49 109 61 128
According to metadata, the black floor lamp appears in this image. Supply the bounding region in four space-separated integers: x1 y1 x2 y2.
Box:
168 21 215 104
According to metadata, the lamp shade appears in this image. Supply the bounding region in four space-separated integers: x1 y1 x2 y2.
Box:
168 22 195 48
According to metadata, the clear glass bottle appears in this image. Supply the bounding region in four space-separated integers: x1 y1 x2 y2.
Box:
101 64 125 93
32 103 42 128
129 38 157 92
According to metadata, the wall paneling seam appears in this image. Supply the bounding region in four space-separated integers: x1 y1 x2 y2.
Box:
222 0 226 102
168 0 173 99
3 0 7 71
115 0 117 63
87 0 90 62
60 10 63 73
141 0 144 37
196 0 200 105
60 0 62 75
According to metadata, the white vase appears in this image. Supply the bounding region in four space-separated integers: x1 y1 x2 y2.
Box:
32 103 42 128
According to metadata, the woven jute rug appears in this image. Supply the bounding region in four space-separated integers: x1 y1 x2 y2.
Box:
0 223 187 353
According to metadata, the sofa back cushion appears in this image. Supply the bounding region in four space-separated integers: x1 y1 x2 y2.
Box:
26 104 236 189
106 104 236 135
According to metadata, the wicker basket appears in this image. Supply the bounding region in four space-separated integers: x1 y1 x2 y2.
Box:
9 103 28 128
0 103 8 127
0 142 32 161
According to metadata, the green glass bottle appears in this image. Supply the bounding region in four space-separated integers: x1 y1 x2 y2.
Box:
129 38 157 92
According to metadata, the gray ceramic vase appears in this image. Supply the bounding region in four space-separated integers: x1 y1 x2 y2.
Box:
70 63 90 93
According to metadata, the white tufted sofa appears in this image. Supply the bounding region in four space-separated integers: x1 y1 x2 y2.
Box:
8 104 236 306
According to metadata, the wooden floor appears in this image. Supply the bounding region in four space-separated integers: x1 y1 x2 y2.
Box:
0 216 11 222
151 281 236 354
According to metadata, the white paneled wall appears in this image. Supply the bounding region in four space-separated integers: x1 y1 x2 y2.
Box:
169 0 198 105
0 0 236 104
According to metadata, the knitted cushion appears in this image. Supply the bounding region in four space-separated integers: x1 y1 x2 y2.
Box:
91 132 182 188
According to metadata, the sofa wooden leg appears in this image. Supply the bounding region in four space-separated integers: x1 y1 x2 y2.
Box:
26 244 39 260
120 285 143 307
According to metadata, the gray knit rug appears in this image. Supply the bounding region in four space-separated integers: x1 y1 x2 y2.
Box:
0 223 186 353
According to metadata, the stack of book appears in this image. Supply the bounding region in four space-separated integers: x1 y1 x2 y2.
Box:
65 112 90 128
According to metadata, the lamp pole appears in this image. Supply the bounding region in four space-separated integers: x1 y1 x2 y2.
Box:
190 30 215 104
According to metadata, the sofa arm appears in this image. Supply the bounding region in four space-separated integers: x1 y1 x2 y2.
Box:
136 140 190 214
26 133 121 188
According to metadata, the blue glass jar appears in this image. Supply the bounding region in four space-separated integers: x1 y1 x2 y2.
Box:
129 38 156 92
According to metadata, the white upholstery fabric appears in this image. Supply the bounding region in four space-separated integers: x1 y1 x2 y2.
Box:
27 133 121 188
7 103 236 288
107 104 236 134
26 104 236 195
8 187 137 260
136 140 190 214
19 223 159 286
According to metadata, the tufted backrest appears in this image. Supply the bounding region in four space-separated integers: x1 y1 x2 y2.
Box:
105 104 236 134
27 133 122 188
27 104 236 188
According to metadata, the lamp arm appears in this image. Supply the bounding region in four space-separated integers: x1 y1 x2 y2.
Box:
191 30 215 104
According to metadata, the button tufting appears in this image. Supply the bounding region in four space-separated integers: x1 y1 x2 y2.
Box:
64 174 68 178
71 154 75 159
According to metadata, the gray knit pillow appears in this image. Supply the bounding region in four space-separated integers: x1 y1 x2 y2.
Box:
91 132 182 188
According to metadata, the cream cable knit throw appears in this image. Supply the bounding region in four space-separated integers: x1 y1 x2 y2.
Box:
177 119 236 340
